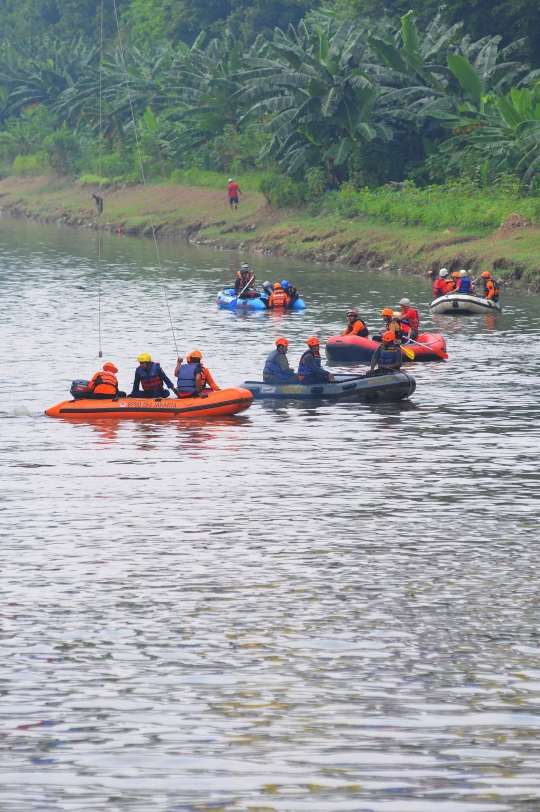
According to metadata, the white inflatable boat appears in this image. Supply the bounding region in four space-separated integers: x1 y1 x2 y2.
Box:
429 293 502 315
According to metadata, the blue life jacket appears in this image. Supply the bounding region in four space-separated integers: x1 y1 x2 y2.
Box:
263 349 292 380
459 276 472 294
298 350 321 377
138 362 162 391
177 362 201 392
375 345 401 366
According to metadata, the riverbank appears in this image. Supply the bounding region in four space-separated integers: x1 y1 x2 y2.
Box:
2 173 540 289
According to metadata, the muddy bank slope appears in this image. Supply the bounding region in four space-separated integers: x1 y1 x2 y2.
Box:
1 174 540 289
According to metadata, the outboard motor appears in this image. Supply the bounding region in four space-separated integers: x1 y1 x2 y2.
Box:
262 280 273 297
70 380 92 400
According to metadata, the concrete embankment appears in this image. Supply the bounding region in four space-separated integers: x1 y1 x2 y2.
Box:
1 173 540 289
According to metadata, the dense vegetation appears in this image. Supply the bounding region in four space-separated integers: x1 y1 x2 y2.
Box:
2 1 540 230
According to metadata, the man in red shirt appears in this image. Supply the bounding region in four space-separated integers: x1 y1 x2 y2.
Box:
398 298 420 341
227 178 242 209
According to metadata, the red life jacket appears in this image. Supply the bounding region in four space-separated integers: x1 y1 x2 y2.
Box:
138 362 162 391
433 278 447 297
401 307 420 331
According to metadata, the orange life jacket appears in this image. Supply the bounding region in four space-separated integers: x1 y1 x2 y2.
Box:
342 318 368 337
89 370 118 395
484 278 500 299
269 289 288 308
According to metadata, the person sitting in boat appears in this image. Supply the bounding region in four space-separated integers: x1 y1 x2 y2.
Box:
433 269 449 298
373 308 403 343
269 283 289 309
87 362 125 399
369 331 402 374
281 280 299 309
480 271 500 302
130 353 176 398
457 270 474 295
234 263 256 297
399 298 420 341
175 350 220 397
342 309 369 337
263 337 299 383
446 271 460 292
298 337 335 383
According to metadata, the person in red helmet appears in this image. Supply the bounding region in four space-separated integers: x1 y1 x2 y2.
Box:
263 337 298 383
369 331 402 374
87 361 125 399
298 337 335 383
342 309 369 337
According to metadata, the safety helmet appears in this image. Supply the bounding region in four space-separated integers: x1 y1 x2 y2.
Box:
307 336 320 346
383 331 396 342
481 271 491 278
381 308 394 317
452 271 460 278
273 282 282 289
189 349 202 359
103 362 118 373
281 280 289 288
399 298 411 306
276 337 289 347
228 178 233 183
459 270 468 277
138 353 151 363
439 269 448 277
347 309 358 316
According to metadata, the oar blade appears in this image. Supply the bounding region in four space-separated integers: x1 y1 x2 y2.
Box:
228 296 238 310
401 346 415 360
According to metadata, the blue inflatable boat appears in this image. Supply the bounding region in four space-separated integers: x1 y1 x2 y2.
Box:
239 372 416 401
216 288 306 311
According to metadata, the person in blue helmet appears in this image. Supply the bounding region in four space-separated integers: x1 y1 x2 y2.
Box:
281 280 299 309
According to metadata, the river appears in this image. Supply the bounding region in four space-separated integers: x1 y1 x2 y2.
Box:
1 217 540 812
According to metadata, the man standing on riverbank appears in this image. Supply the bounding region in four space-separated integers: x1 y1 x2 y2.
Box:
227 179 242 210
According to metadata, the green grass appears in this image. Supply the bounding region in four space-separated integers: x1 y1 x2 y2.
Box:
328 182 540 232
170 167 263 192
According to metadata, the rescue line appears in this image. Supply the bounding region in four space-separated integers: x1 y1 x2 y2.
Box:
45 388 253 420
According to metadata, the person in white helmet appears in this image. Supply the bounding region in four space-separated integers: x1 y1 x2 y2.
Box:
458 269 474 295
227 178 242 210
433 268 449 298
399 298 420 341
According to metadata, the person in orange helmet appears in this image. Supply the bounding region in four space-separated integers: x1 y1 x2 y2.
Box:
268 282 289 309
297 337 335 383
369 331 402 374
342 309 369 337
263 337 298 383
87 361 125 399
446 271 461 292
174 350 219 397
373 308 403 343
481 271 500 301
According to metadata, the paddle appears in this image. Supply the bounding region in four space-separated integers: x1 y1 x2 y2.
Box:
401 345 415 360
405 335 448 360
229 275 255 309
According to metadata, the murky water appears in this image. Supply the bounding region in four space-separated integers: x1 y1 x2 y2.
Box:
2 216 540 812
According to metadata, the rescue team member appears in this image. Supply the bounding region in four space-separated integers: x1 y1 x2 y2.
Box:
298 337 334 383
458 269 474 294
399 298 420 341
269 283 289 309
91 193 103 214
227 178 242 210
130 353 176 398
433 269 449 298
481 271 500 301
263 337 299 383
374 308 402 343
281 280 299 309
342 309 368 337
175 350 220 396
87 362 125 399
447 271 460 292
369 331 402 374
234 262 256 297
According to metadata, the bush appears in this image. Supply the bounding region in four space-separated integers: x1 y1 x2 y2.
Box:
42 129 80 174
13 153 46 174
79 174 112 186
259 173 307 207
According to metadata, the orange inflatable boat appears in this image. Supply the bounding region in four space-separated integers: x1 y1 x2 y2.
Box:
45 388 253 420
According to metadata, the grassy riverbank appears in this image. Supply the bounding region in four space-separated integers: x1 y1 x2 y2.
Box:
2 173 540 289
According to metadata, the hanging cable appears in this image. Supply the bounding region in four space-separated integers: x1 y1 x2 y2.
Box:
110 0 179 357
96 0 105 358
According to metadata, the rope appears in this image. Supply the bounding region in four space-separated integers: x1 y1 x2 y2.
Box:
96 0 104 358
110 0 179 357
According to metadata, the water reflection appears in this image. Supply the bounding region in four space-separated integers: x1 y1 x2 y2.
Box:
0 217 540 811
